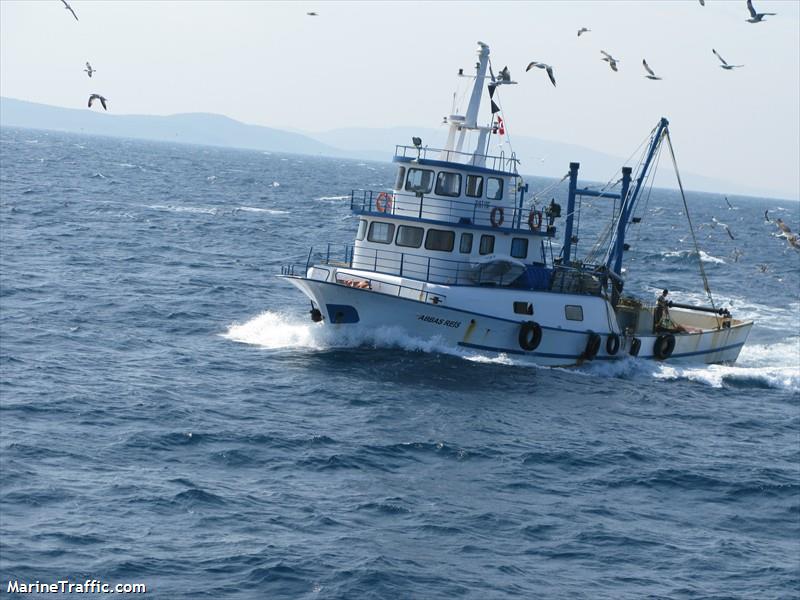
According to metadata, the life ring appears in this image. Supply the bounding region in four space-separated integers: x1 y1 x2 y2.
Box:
490 206 504 227
375 192 393 213
606 333 620 356
629 337 641 357
653 333 676 360
582 331 601 360
518 321 542 351
528 209 542 231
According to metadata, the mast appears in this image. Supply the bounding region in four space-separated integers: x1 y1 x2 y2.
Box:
607 117 669 276
440 42 505 167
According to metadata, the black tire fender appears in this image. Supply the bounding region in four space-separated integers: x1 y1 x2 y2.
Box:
583 331 601 360
653 333 676 360
518 321 542 352
606 333 621 356
629 337 641 357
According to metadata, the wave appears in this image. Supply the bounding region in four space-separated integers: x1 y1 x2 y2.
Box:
316 195 350 202
661 249 725 264
236 207 289 214
222 312 799 391
147 204 218 215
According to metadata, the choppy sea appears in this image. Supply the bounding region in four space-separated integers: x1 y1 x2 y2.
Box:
1 127 798 599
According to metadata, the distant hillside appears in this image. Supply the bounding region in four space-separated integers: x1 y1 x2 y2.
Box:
0 97 351 157
0 96 787 199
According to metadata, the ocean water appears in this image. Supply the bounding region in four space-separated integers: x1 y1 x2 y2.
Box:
1 127 798 599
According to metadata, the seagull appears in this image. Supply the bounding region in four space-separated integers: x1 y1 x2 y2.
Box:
711 217 735 240
642 59 662 80
306 11 318 16
61 0 78 21
88 94 108 110
84 62 95 78
713 48 744 70
699 0 705 5
499 65 511 82
601 50 620 72
525 61 556 86
577 27 590 36
746 0 775 23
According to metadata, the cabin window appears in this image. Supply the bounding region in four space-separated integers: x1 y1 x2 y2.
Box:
487 177 504 200
511 238 529 259
356 219 367 241
459 233 473 254
435 171 462 197
425 229 455 252
565 305 584 321
479 234 495 255
405 168 434 194
394 167 406 190
514 301 533 315
396 225 424 248
466 175 484 198
367 221 395 244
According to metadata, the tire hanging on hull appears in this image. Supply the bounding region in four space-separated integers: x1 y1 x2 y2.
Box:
583 331 601 360
606 333 621 356
518 321 542 352
653 334 676 360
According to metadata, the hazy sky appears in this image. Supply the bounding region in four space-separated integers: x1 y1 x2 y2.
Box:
1 0 798 198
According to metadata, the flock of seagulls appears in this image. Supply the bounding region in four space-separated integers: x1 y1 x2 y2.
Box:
58 1 110 110
523 0 775 88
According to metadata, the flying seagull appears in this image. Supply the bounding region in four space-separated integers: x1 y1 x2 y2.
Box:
601 50 620 72
84 61 95 77
711 217 735 240
306 11 318 16
712 48 744 70
525 61 556 87
642 59 662 80
577 27 590 36
61 0 78 21
746 0 775 23
88 94 108 110
699 0 705 5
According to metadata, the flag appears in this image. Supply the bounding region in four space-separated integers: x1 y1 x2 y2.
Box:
497 116 505 135
490 100 500 114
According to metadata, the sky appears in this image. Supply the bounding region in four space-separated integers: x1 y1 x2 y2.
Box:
1 0 798 199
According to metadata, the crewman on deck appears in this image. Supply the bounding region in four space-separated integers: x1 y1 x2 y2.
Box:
655 289 688 333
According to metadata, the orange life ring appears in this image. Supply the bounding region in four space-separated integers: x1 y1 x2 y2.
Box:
490 206 504 227
375 192 393 213
528 209 543 231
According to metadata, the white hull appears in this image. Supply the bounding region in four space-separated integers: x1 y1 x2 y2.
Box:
282 269 752 367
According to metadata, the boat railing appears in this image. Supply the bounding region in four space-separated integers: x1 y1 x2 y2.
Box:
394 145 519 173
297 243 543 288
350 189 551 234
333 272 447 306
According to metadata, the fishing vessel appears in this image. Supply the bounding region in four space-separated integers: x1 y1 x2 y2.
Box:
280 42 753 366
